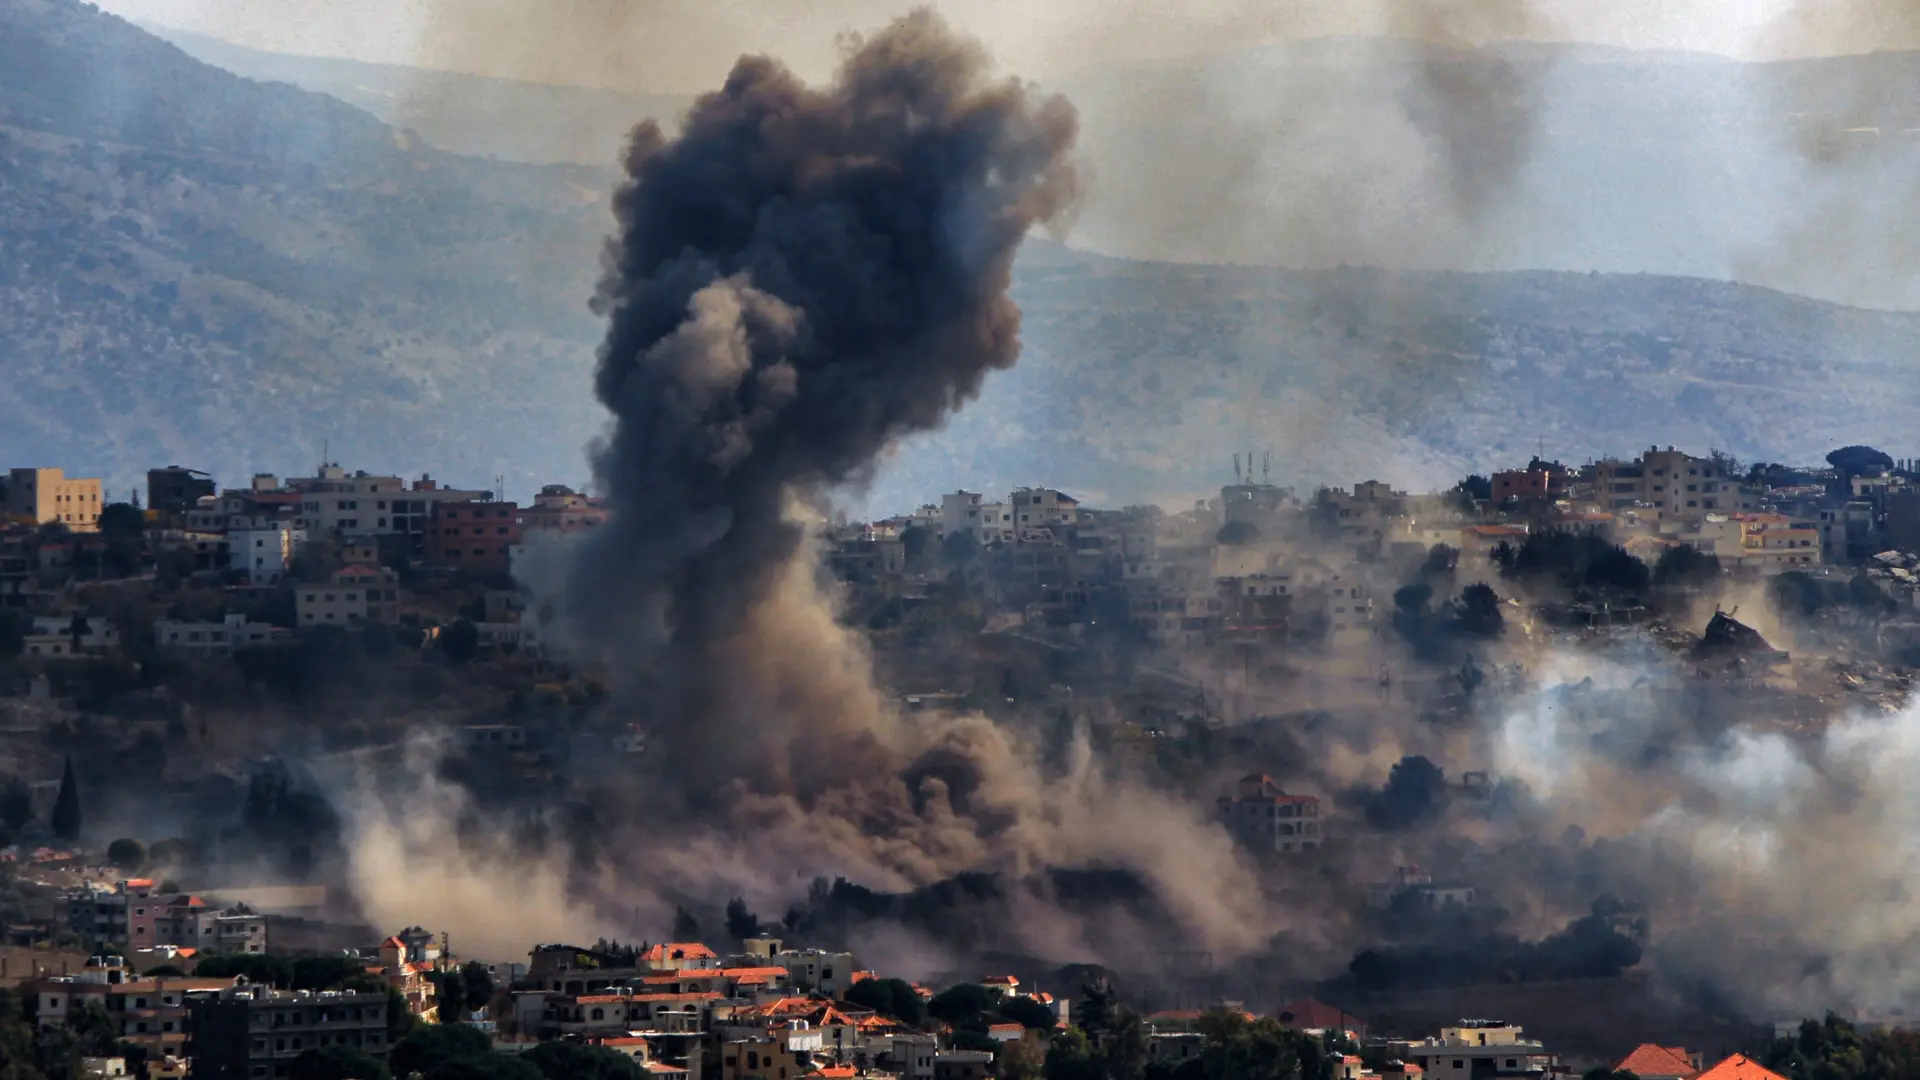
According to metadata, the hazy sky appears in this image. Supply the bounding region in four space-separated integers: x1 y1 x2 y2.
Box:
94 0 1902 93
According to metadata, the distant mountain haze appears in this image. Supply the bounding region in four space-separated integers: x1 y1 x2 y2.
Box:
94 0 1912 91
151 23 1920 311
7 0 1920 513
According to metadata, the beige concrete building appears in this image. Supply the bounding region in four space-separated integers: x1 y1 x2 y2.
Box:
5 468 103 531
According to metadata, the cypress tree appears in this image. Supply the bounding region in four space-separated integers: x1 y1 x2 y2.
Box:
52 757 81 842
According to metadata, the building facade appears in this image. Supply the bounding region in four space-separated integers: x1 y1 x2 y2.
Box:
6 468 103 530
186 985 390 1080
425 500 520 574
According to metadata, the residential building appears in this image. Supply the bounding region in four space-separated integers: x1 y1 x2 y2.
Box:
777 950 856 997
141 896 267 956
371 931 442 1023
1366 866 1475 910
287 466 486 548
147 468 216 516
1590 448 1757 523
1274 999 1366 1036
154 614 290 656
66 881 139 944
1401 1021 1554 1079
228 524 304 584
1692 1055 1788 1080
1009 488 1079 528
1216 775 1323 853
425 500 520 574
36 957 237 1059
934 1050 995 1080
520 485 609 533
23 614 119 659
185 984 390 1080
719 1025 824 1080
295 566 400 628
1490 469 1552 504
642 942 721 973
5 468 103 531
1615 1045 1702 1080
940 491 984 538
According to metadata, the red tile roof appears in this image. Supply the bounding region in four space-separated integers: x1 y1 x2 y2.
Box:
641 942 718 963
1694 1056 1786 1080
1275 999 1365 1031
1616 1045 1697 1079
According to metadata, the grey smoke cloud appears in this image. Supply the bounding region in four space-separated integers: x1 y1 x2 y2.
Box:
509 7 1277 960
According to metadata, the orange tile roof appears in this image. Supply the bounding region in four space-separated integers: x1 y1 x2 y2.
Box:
719 967 789 978
1275 999 1366 1031
982 975 1018 986
124 878 156 887
642 942 719 962
807 1068 856 1079
1694 1056 1786 1080
989 1024 1025 1034
1617 1045 1697 1079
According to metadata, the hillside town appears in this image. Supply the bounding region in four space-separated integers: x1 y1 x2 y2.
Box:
3 446 1919 1080
0 877 1854 1080
3 443 1915 671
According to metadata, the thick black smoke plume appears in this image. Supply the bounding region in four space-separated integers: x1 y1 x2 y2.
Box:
569 8 1077 791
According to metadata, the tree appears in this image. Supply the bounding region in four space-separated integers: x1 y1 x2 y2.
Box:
999 994 1059 1031
1584 546 1650 593
1453 474 1492 510
0 776 32 836
459 961 496 1014
1045 1028 1102 1080
523 1042 644 1080
292 955 367 991
391 1022 494 1079
147 838 194 868
943 530 981 565
1420 544 1458 581
106 838 146 872
845 977 926 1025
145 964 187 977
1827 445 1893 477
724 897 760 942
66 614 92 655
672 905 701 942
1456 583 1504 637
1392 582 1433 614
929 983 993 1027
440 619 480 664
291 1046 392 1080
1652 545 1721 588
51 758 81 843
1367 756 1448 831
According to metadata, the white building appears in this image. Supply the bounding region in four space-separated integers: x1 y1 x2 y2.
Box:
154 614 290 655
776 949 857 997
941 491 984 538
23 614 119 659
288 466 487 541
228 524 305 584
1010 488 1079 529
1402 1022 1555 1077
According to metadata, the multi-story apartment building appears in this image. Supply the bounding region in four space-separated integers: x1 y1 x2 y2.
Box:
5 468 103 530
295 566 400 628
186 985 390 1080
1217 774 1324 854
228 524 305 584
425 500 520 574
146 467 216 516
286 467 486 549
518 485 609 532
35 956 238 1060
1590 448 1759 523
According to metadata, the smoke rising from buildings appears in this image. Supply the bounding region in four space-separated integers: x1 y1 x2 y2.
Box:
501 8 1269 960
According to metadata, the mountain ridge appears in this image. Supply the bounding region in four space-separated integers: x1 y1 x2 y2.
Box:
6 0 1919 511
